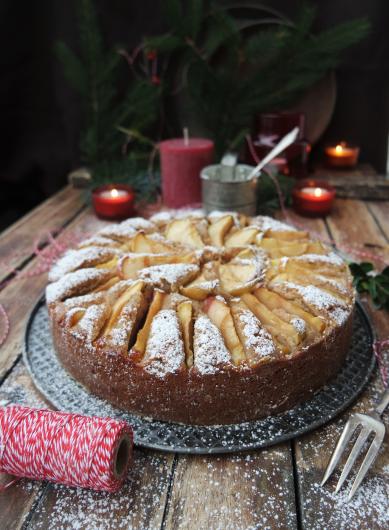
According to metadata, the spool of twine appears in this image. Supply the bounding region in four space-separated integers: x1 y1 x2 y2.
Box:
0 406 133 492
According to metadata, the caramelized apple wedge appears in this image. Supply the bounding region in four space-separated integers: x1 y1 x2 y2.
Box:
204 297 245 364
177 300 194 367
180 272 219 301
230 300 278 366
266 229 308 241
254 287 325 333
102 280 145 336
131 290 165 360
208 215 234 246
166 219 205 249
240 293 301 353
132 232 180 254
224 227 258 248
119 252 196 279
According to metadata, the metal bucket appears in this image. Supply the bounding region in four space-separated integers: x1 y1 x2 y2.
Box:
201 164 258 215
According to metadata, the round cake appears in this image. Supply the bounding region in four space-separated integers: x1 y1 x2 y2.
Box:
46 210 355 425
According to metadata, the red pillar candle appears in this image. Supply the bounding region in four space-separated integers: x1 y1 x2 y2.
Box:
159 138 214 208
92 184 135 220
292 179 335 217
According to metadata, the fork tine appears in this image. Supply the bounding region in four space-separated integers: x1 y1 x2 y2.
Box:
334 425 371 493
321 416 359 486
348 429 385 501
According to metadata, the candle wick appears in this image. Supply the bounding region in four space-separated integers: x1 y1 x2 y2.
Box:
183 127 189 146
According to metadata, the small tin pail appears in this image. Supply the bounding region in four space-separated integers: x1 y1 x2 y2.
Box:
201 164 258 215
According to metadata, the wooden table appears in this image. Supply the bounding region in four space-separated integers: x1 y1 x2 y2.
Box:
0 187 388 530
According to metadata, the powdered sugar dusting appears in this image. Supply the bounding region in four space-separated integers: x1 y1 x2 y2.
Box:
295 252 344 267
49 247 117 282
143 310 185 377
273 281 350 325
239 310 277 358
290 317 307 335
46 269 110 304
193 315 231 374
250 215 296 233
139 264 199 289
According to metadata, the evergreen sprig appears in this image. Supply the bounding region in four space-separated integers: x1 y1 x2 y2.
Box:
55 0 160 196
146 1 369 157
349 262 389 310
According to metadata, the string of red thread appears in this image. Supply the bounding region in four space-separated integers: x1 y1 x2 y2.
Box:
0 406 132 492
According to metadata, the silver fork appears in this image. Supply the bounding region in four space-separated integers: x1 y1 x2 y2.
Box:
321 387 389 500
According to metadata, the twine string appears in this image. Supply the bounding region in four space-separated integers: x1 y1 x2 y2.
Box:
0 406 132 492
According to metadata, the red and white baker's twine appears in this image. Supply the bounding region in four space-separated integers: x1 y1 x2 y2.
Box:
0 406 132 492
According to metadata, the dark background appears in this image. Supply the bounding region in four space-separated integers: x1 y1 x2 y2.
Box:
1 0 389 230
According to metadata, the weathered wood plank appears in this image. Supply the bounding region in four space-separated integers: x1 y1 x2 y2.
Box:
294 200 389 530
0 209 106 381
0 363 174 530
365 201 389 244
163 448 298 530
0 186 84 285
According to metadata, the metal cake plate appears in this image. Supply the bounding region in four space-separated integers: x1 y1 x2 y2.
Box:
23 297 376 454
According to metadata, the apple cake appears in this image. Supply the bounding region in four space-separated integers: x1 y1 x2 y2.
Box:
46 211 355 425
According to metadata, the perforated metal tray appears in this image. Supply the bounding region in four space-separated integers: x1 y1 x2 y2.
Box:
23 298 375 454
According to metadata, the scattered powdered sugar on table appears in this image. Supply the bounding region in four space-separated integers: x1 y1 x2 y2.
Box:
239 310 277 358
193 315 231 373
143 310 185 377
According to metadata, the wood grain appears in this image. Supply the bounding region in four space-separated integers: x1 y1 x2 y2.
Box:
163 448 298 530
0 186 84 285
0 363 174 530
293 201 389 530
0 210 107 381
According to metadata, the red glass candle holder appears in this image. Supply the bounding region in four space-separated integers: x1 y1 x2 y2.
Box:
324 142 359 168
92 184 135 220
292 179 335 217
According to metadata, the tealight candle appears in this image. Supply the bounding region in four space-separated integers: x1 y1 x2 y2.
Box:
92 184 135 220
324 142 359 168
292 180 335 216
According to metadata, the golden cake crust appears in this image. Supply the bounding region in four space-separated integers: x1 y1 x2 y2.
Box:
47 212 355 425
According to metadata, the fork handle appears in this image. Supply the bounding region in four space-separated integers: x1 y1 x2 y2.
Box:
375 387 389 416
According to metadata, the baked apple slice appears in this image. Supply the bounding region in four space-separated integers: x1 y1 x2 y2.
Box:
254 287 325 333
230 301 278 366
177 300 194 367
180 272 219 301
119 252 196 279
218 263 258 295
224 227 258 248
240 293 301 353
138 263 199 291
266 229 308 241
166 219 204 249
203 297 245 365
102 280 145 336
208 215 234 246
132 232 180 254
131 290 165 360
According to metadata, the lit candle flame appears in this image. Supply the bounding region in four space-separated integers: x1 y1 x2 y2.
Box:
335 144 343 154
314 188 324 197
111 189 119 198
